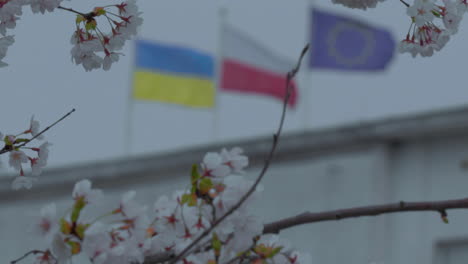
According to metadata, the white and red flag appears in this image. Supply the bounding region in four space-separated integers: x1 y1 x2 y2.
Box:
220 24 298 107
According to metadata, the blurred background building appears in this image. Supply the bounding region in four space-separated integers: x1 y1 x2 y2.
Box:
3 0 468 263
2 0 468 168
4 105 468 264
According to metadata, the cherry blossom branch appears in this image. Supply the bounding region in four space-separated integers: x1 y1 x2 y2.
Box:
144 196 468 264
149 197 468 263
261 197 468 234
0 108 75 155
168 44 310 264
10 250 52 264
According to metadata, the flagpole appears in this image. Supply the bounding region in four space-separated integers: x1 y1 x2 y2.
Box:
302 0 314 131
212 3 228 142
124 40 136 156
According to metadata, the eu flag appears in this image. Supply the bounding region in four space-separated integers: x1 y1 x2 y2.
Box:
309 9 395 71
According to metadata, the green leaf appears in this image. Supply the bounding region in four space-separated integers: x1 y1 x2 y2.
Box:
181 193 197 207
60 218 71 234
14 138 29 143
188 193 197 206
67 240 81 255
75 223 89 240
442 215 449 224
212 232 222 257
191 164 200 185
254 244 267 255
266 246 283 258
181 193 190 205
236 250 251 257
4 136 13 145
85 19 97 31
71 197 86 222
432 10 441 17
93 7 106 16
76 15 85 24
199 178 213 195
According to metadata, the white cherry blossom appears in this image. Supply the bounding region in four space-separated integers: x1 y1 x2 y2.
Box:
21 148 310 264
399 0 464 57
31 203 58 243
201 152 230 178
221 147 248 173
288 251 313 264
153 195 178 218
103 52 119 71
407 0 436 27
9 150 28 170
51 233 71 263
72 179 103 204
82 223 111 264
0 35 13 66
442 0 463 33
11 176 35 190
28 115 44 139
456 0 468 12
29 0 63 14
70 0 142 71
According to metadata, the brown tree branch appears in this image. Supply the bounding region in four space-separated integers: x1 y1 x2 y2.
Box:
142 252 173 264
167 44 310 264
262 198 468 234
144 197 468 264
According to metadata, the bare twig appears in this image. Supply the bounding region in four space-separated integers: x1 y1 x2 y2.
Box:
11 250 52 264
399 0 410 7
57 6 87 16
167 44 309 264
262 198 468 234
0 108 76 155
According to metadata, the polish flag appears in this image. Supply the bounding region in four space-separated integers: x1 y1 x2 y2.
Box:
220 24 298 107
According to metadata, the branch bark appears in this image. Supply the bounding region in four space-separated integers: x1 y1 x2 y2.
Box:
144 197 468 264
263 198 468 234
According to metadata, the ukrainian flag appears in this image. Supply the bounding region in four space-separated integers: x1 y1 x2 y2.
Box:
133 40 215 107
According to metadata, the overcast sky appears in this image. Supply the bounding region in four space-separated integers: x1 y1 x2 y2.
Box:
0 0 467 169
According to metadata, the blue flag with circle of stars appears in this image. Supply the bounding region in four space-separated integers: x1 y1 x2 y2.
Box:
309 9 395 71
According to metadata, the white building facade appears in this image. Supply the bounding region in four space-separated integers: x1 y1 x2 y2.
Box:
4 106 468 264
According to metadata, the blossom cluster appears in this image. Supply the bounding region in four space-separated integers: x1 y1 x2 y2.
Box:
0 0 66 66
399 0 467 57
0 0 142 70
26 148 311 264
332 0 468 57
70 0 142 71
0 116 51 189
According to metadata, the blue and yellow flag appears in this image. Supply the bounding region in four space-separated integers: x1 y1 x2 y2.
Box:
133 40 215 107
